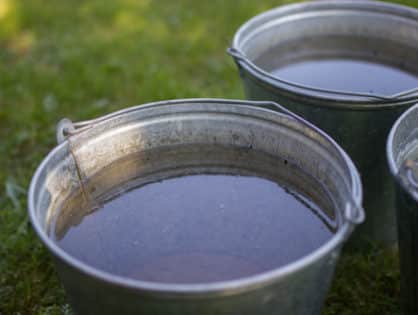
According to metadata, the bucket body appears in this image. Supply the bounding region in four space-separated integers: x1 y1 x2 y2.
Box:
387 104 418 315
230 0 418 249
29 99 363 315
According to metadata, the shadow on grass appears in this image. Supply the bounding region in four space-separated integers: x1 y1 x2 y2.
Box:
325 248 401 315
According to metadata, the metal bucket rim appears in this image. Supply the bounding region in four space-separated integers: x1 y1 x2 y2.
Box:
234 68 417 111
231 0 418 108
387 103 418 200
28 98 361 297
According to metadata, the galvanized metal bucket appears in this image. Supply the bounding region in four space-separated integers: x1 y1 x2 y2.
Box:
29 99 363 315
387 103 418 315
229 0 418 249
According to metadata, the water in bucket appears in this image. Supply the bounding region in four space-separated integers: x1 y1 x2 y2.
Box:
256 36 418 95
49 146 339 284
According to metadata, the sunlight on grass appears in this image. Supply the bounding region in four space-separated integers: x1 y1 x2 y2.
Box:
0 0 36 57
0 0 10 20
180 22 207 44
0 0 18 37
7 31 35 56
121 0 151 9
114 10 148 33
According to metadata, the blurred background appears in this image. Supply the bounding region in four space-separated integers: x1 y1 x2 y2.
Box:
0 0 417 314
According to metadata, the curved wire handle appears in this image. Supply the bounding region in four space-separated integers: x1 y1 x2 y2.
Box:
55 98 365 225
228 47 418 102
55 99 315 144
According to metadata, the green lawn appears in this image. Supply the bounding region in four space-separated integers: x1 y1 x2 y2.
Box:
0 0 416 314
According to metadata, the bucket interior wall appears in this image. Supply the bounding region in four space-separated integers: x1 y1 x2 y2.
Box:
239 3 418 88
388 104 418 315
389 105 418 190
32 103 355 243
390 107 418 171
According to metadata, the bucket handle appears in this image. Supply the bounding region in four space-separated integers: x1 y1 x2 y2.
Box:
56 98 328 144
55 98 364 226
253 101 365 226
227 47 418 102
55 98 319 145
345 203 365 226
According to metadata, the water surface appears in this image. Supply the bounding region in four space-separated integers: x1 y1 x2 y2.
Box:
51 173 337 283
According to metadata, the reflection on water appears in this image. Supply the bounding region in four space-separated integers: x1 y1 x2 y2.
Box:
51 172 338 284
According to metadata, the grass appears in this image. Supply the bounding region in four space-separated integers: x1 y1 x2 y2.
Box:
0 0 416 314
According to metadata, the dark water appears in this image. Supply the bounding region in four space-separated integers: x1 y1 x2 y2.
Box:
51 173 337 284
271 59 418 95
255 36 418 95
